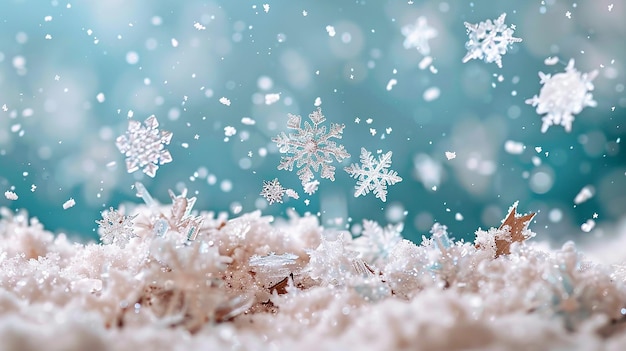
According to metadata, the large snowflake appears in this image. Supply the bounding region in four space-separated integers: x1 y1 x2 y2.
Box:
525 59 598 133
462 13 522 68
96 207 137 248
401 16 438 56
272 108 350 188
116 115 173 178
344 148 402 202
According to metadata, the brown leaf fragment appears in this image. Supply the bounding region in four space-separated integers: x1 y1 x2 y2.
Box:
495 202 535 256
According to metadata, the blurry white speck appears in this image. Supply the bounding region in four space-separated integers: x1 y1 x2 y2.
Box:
4 191 18 200
504 140 525 154
366 118 373 124
593 212 599 219
30 184 36 192
608 4 613 11
285 189 299 199
565 11 571 18
106 161 116 168
302 10 308 16
224 126 237 137
314 97 322 106
241 117 256 125
544 56 559 66
125 51 139 65
127 110 134 118
2 104 7 112
581 219 595 232
263 4 270 13
219 97 231 106
45 34 52 40
96 92 105 103
44 15 53 21
445 151 456 160
534 146 542 153
63 198 76 210
171 38 179 47
193 22 206 30
264 93 280 105
431 185 437 191
326 25 336 37
574 185 595 204
386 79 397 91
418 56 433 70
423 87 440 101
455 212 464 221
531 156 541 166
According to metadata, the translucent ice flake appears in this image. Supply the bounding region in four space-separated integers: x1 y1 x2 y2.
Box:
401 16 438 56
273 108 350 188
260 178 286 205
526 59 598 133
344 148 402 202
96 207 137 248
116 115 173 177
462 13 522 68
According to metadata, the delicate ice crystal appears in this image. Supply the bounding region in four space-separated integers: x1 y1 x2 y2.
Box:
401 16 437 56
273 108 350 188
260 178 286 205
525 59 598 133
96 207 137 248
462 13 522 68
116 115 173 178
344 148 402 202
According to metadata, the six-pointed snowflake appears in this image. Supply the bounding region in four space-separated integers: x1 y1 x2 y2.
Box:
116 115 173 178
260 178 286 205
525 59 598 133
344 148 402 202
96 207 138 248
401 16 438 56
462 13 522 68
272 108 350 188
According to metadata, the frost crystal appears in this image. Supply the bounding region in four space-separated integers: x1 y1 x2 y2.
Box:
401 16 438 56
116 115 173 178
272 108 350 187
96 207 137 248
462 13 522 68
344 148 402 202
525 59 598 133
260 178 286 205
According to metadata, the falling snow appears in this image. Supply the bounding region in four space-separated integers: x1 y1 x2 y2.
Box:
344 148 402 202
401 16 438 56
462 13 522 68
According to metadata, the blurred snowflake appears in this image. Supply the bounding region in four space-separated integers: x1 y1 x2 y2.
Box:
96 207 137 248
401 16 438 56
344 148 402 202
116 115 173 178
272 108 350 190
462 13 522 68
525 59 598 133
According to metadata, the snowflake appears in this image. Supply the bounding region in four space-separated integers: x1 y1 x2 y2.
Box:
96 207 137 248
525 59 598 133
401 16 438 56
462 13 522 68
344 148 402 202
260 178 286 205
272 108 350 187
351 220 403 265
116 115 173 178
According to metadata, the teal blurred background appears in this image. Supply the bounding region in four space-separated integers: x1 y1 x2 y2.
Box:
0 0 624 244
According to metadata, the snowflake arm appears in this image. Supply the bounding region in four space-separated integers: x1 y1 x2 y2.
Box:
116 115 173 178
272 108 350 187
525 59 598 133
462 13 522 68
344 148 402 202
96 207 137 248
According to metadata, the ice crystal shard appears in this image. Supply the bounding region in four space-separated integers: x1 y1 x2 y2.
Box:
272 108 350 188
462 13 522 68
401 16 438 56
96 207 137 248
525 59 598 133
116 115 173 177
344 148 402 202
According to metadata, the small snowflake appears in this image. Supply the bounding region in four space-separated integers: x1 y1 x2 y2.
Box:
272 108 350 188
260 178 286 205
401 16 438 56
116 115 173 177
525 59 598 133
96 207 137 248
462 13 522 68
344 148 402 202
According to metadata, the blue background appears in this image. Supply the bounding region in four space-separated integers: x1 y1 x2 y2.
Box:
0 0 624 244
